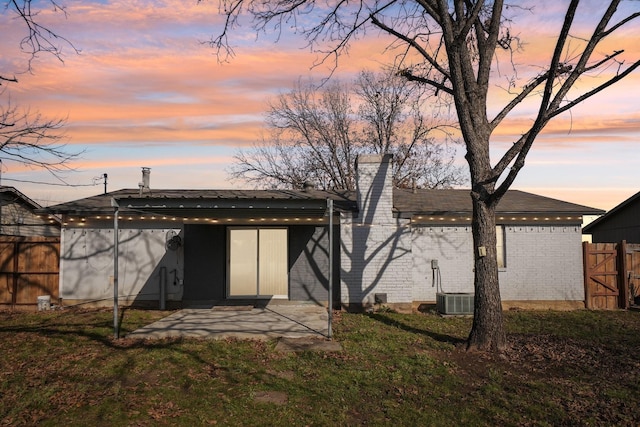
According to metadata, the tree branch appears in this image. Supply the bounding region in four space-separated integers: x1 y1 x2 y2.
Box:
370 12 452 84
490 0 580 202
549 58 640 120
398 69 454 95
0 104 83 173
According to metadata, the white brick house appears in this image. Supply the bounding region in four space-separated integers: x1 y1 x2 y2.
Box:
43 156 602 310
340 154 602 311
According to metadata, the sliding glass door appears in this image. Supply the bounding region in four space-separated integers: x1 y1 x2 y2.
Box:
228 228 288 298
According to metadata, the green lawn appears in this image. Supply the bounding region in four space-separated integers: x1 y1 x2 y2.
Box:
1 307 639 426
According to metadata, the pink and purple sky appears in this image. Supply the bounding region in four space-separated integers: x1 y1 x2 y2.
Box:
1 0 638 211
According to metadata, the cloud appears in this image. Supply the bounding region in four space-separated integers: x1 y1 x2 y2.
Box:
4 3 400 153
64 121 264 146
491 110 640 142
70 153 235 170
1 0 639 206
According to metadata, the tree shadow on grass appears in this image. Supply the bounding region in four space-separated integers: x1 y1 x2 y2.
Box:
366 312 467 346
0 308 181 350
0 308 242 385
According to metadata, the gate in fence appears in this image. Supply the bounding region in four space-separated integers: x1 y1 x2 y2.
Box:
583 241 640 309
0 236 60 309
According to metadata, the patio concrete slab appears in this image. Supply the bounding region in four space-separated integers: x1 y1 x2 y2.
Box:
126 304 331 341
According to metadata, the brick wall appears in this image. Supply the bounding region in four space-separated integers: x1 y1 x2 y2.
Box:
341 154 413 306
411 226 475 301
498 224 584 301
411 224 585 303
341 154 585 307
340 218 412 305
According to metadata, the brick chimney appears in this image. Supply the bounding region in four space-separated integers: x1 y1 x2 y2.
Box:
139 167 151 196
356 154 393 224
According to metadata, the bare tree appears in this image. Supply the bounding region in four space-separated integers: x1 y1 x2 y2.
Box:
213 0 640 352
2 0 77 82
1 0 80 175
0 102 76 173
229 69 465 190
355 70 463 189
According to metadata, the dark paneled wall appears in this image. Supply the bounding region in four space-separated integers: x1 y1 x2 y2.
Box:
591 200 640 243
183 224 226 300
289 225 340 304
183 224 340 303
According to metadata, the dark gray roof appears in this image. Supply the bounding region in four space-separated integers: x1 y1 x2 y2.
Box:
394 188 605 216
42 188 356 216
41 187 603 218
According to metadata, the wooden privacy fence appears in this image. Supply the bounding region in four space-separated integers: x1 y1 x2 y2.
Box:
583 241 640 309
0 236 60 309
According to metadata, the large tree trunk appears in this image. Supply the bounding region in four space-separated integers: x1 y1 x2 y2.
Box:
466 196 507 352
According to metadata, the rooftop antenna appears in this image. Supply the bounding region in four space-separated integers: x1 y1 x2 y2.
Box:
93 173 109 194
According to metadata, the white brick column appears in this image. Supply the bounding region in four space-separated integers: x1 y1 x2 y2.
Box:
341 154 413 310
356 154 393 225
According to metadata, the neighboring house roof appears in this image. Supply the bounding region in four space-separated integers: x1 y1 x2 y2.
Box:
583 190 640 233
0 186 45 211
0 186 61 236
43 187 603 221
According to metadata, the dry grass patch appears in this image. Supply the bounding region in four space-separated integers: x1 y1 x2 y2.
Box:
1 307 639 426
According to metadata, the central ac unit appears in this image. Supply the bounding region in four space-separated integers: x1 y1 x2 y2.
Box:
436 292 474 315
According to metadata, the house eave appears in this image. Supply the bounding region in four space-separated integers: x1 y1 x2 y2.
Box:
406 211 587 225
115 197 330 219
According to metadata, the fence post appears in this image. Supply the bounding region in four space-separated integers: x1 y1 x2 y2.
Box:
582 241 591 309
618 240 630 309
11 241 20 309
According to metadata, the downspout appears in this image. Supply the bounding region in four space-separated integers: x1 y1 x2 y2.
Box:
327 198 334 339
111 197 120 339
